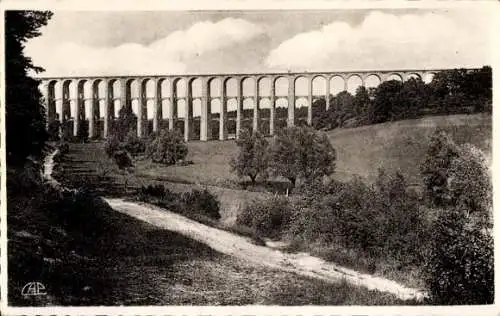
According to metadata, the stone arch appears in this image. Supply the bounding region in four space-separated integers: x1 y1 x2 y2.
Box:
346 74 363 94
128 79 140 116
329 75 345 96
423 72 436 84
224 77 238 97
142 78 156 122
226 98 238 138
173 77 186 98
365 74 381 89
406 73 422 81
274 76 289 97
192 98 202 120
189 77 202 98
208 77 222 98
67 80 79 119
241 77 255 97
257 76 271 97
311 75 327 96
157 78 171 98
385 73 403 82
109 79 122 117
82 80 95 119
275 97 289 130
294 76 309 97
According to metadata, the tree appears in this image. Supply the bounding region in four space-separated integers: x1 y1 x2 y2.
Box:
230 129 269 183
353 86 372 125
5 11 53 167
145 129 188 165
425 206 493 304
270 126 336 187
421 132 493 304
108 105 137 142
420 130 460 207
76 120 89 143
372 80 404 124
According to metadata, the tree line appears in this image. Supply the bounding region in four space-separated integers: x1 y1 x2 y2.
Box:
312 66 492 130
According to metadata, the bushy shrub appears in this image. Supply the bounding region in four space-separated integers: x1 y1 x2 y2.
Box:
181 189 220 220
145 129 188 165
139 184 169 198
123 130 146 156
420 130 460 206
236 196 294 239
425 207 493 304
104 135 121 158
422 133 493 304
113 150 134 171
57 141 69 155
448 144 492 217
287 171 429 270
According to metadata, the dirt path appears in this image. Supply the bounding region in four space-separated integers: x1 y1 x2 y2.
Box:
45 148 427 302
105 198 428 302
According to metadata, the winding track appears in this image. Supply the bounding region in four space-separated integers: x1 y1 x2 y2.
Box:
44 149 428 302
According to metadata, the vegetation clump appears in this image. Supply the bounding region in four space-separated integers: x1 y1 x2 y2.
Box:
230 129 270 183
137 184 221 221
270 126 336 187
146 129 188 165
421 131 493 304
312 67 492 131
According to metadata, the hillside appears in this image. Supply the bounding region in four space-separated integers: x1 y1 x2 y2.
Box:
141 113 492 187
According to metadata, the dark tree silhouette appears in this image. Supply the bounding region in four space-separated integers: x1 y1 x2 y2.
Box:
5 11 53 167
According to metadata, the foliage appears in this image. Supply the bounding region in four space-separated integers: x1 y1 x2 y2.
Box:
76 120 89 143
236 196 294 239
108 105 137 142
270 126 336 186
420 130 460 207
311 67 492 131
104 134 121 158
136 184 221 221
112 150 134 171
230 129 270 183
57 141 69 156
425 207 493 304
421 131 493 304
145 129 188 165
448 144 492 217
104 106 145 158
181 188 221 220
47 120 61 141
5 11 53 167
122 130 146 156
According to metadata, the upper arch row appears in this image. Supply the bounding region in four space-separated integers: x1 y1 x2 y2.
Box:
42 69 448 88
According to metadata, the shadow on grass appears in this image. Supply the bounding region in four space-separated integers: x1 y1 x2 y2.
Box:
8 187 221 306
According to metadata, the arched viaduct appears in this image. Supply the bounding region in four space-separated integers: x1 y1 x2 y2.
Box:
39 68 458 142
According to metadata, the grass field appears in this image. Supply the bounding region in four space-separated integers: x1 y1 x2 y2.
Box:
54 113 491 223
139 113 492 187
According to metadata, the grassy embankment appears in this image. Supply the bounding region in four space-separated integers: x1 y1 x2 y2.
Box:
6 150 421 305
56 113 492 223
47 113 491 296
10 181 414 305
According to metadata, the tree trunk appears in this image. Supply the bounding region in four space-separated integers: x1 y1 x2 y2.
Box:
249 174 257 183
289 177 296 188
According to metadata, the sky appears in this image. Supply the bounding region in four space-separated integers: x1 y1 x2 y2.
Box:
25 8 494 78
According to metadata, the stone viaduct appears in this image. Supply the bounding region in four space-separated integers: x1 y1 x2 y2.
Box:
39 68 451 142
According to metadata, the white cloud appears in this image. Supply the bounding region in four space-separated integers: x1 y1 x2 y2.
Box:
266 11 492 71
26 17 264 77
